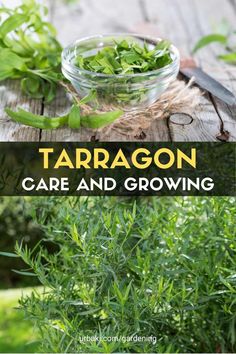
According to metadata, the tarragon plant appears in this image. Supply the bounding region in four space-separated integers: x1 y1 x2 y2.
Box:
0 0 123 129
2 197 235 353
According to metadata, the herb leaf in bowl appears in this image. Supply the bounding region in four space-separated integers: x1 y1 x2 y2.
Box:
75 39 173 75
68 37 179 110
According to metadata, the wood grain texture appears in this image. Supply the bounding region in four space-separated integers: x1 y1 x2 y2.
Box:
50 0 144 46
95 118 171 142
0 0 235 141
0 80 41 142
143 0 236 142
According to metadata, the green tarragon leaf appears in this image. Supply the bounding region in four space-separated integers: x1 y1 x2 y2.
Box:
192 34 228 53
0 48 28 80
68 105 81 129
81 110 123 129
5 106 123 130
75 39 173 75
218 52 236 64
0 251 19 258
12 269 37 277
0 13 29 38
5 108 69 130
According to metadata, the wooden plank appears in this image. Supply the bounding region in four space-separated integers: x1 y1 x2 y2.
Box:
175 0 236 142
0 80 41 142
190 0 236 141
50 0 144 46
142 0 217 141
96 118 171 142
143 0 236 141
168 99 229 142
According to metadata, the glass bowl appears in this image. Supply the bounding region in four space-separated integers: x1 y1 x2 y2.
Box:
61 34 180 111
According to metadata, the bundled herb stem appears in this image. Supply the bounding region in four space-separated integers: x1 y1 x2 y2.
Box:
5 106 123 130
0 0 62 102
0 0 123 129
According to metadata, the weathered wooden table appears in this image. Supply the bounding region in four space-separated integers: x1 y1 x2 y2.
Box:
0 0 235 141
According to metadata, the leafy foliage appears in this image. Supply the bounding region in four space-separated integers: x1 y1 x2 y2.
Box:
0 0 62 103
0 197 42 288
0 1 123 129
75 40 173 75
10 197 236 353
193 20 236 64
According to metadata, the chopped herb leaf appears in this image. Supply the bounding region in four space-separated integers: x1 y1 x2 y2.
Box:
75 39 173 75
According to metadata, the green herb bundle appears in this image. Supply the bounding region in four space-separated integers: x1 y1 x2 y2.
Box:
0 0 62 103
0 0 123 129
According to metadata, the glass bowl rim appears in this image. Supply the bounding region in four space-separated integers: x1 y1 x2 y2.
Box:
62 33 180 79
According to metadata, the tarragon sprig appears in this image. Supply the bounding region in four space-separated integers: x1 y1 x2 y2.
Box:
0 0 123 129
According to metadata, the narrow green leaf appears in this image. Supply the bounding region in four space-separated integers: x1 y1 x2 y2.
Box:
79 90 97 106
68 105 81 129
0 49 28 81
81 110 123 129
192 34 227 53
218 52 236 64
75 39 173 74
5 108 68 130
124 280 133 301
70 223 83 249
12 269 37 277
0 251 19 258
0 14 29 38
79 308 101 316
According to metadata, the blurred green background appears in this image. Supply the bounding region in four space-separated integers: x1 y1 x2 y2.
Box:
0 288 39 353
0 197 42 289
0 197 42 353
